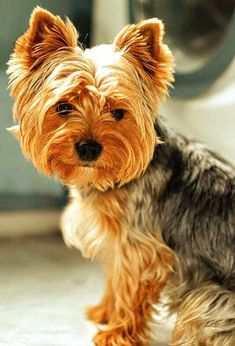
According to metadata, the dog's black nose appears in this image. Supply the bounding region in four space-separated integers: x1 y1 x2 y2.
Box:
75 140 102 162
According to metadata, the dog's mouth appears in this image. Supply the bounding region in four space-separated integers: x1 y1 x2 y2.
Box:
79 163 94 168
78 162 108 170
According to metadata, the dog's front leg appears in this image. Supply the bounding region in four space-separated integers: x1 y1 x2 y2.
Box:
86 272 114 325
93 234 173 346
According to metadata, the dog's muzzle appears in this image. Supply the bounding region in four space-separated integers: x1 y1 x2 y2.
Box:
75 140 102 162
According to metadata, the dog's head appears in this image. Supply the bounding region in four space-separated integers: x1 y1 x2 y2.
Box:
8 7 174 191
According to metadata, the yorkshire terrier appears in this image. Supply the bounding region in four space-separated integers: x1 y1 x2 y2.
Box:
8 7 235 346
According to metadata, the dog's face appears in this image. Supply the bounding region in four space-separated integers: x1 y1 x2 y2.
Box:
8 7 174 191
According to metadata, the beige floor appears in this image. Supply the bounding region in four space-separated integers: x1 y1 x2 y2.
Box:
0 236 173 346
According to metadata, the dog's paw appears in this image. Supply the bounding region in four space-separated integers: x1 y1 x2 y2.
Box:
93 329 133 346
93 328 147 346
86 303 110 324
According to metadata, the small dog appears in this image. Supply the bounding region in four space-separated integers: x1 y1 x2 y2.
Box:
8 7 235 346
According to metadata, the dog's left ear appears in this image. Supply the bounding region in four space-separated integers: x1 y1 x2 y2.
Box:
114 18 174 91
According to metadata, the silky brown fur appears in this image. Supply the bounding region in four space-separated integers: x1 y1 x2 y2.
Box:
8 7 235 346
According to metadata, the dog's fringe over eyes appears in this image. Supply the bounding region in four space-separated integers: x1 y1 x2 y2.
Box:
8 7 235 346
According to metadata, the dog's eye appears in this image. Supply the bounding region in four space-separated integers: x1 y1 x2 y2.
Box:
111 109 125 121
56 102 74 117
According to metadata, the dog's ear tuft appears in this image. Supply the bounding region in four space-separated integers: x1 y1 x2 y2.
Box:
7 125 20 141
12 7 79 69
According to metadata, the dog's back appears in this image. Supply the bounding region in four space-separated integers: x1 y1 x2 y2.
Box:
152 119 235 291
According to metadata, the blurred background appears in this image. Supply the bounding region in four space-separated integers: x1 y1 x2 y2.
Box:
0 0 234 345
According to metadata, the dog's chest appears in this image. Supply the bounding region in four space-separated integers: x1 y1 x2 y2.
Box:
61 187 129 258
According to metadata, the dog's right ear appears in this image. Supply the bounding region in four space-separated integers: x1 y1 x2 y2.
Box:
11 7 78 70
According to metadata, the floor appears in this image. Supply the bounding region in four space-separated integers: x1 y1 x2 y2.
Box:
0 236 174 346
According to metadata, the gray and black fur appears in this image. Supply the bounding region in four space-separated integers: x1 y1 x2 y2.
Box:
126 117 235 343
130 117 235 290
